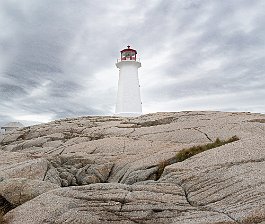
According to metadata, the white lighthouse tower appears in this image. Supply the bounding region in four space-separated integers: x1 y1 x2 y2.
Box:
115 46 142 117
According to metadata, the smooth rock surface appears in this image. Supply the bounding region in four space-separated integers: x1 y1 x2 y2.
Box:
0 111 265 223
0 178 60 206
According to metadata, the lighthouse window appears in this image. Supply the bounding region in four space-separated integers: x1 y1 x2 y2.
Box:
122 52 131 57
121 51 136 59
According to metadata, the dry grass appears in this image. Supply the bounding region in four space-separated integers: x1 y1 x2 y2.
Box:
156 136 240 180
122 117 176 128
176 136 239 162
156 160 172 180
249 119 265 123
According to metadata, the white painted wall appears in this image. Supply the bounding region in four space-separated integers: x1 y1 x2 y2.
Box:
115 60 142 116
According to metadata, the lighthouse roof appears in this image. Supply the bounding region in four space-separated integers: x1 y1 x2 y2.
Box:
120 45 137 54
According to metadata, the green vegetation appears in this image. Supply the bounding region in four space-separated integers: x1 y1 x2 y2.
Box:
176 135 239 162
156 136 240 180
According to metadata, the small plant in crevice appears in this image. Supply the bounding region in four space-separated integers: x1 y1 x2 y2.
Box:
249 119 265 123
176 135 239 162
155 136 239 180
121 117 176 128
155 160 171 181
89 133 105 141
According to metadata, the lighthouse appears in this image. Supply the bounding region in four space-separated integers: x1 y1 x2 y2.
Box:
115 46 142 117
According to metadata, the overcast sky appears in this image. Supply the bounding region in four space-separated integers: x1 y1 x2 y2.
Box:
0 0 265 126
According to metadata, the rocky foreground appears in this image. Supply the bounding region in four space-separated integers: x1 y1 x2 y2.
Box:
0 111 265 224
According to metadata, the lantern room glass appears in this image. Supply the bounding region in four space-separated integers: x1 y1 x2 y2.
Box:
121 51 136 60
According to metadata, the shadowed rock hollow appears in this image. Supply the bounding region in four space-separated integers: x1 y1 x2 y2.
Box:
0 111 265 224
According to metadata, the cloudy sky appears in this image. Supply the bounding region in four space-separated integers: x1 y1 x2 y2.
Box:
0 0 264 126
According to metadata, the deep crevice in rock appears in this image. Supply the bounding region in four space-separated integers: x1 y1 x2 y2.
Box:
0 196 15 221
45 156 114 187
193 128 213 142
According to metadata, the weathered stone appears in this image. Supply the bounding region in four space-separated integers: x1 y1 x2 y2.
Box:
43 167 61 186
0 178 59 206
3 183 237 224
0 133 24 145
22 137 48 149
42 140 62 148
120 166 158 185
0 111 265 223
0 158 48 180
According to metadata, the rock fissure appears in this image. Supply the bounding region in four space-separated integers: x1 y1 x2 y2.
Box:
0 195 14 217
208 158 265 171
58 146 66 155
42 162 51 181
181 184 240 224
193 128 213 142
105 164 115 183
119 189 132 212
104 208 141 224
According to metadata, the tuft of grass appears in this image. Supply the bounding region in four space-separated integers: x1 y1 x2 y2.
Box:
155 136 239 180
89 133 105 141
156 160 171 181
249 119 265 123
176 135 239 162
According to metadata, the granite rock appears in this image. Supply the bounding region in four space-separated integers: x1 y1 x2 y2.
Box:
0 111 264 223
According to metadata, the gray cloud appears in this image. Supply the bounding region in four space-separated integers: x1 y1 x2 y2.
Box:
140 0 265 109
0 0 265 126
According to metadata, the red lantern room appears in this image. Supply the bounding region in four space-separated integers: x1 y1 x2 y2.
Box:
120 45 137 61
